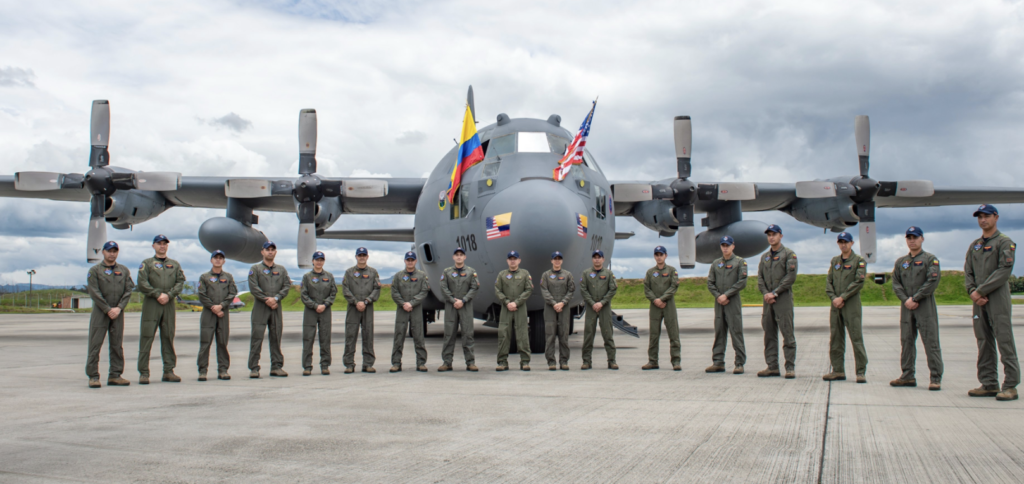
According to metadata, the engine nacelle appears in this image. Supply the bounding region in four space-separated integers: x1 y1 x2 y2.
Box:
198 217 268 263
314 197 342 230
784 197 859 232
695 220 770 264
631 200 679 236
104 190 169 229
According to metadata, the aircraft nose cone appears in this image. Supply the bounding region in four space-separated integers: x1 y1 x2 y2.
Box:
481 179 590 279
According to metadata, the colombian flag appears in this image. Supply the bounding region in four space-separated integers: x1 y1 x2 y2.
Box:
442 104 485 208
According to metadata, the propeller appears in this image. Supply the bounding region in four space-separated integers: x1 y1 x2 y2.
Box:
610 116 756 269
793 115 935 263
224 109 388 269
14 100 181 262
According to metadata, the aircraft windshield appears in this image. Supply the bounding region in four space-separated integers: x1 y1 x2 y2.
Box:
484 132 571 159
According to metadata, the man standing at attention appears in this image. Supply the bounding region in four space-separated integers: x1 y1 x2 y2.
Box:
342 247 381 373
137 234 186 384
248 241 291 378
85 241 134 388
642 246 680 371
757 224 798 379
438 247 481 372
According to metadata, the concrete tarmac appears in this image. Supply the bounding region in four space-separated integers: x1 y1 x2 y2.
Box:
0 306 1022 483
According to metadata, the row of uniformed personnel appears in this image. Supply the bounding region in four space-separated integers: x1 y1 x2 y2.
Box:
83 205 1018 401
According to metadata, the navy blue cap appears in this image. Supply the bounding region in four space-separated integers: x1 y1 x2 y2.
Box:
355 247 368 256
453 247 466 254
102 241 119 251
837 232 854 242
152 234 169 244
654 245 667 254
211 250 226 258
507 250 520 259
905 226 924 237
262 241 276 249
765 224 782 234
404 251 417 260
720 236 735 246
592 250 605 258
973 204 998 217
551 251 563 259
312 251 325 260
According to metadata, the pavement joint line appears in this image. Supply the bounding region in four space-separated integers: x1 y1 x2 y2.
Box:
816 380 831 484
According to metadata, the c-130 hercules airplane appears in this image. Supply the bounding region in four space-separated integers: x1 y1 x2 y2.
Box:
3 87 1024 350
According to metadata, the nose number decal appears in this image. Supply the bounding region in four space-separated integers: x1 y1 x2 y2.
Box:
455 234 478 252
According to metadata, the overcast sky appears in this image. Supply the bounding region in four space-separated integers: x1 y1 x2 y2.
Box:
1 0 1023 286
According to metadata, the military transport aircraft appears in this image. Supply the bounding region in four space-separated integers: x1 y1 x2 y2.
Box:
3 88 1024 351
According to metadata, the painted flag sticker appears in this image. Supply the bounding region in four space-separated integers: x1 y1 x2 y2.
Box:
576 213 588 238
486 212 512 240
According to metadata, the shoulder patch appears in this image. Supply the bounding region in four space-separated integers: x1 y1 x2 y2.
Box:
139 263 144 269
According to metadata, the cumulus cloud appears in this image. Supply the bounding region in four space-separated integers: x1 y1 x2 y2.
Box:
0 66 35 88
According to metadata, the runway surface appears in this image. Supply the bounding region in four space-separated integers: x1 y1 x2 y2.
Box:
1 306 1022 483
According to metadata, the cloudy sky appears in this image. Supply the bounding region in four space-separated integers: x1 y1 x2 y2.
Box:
2 0 1023 286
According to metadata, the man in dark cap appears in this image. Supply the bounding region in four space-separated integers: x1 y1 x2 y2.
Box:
643 246 680 371
300 251 337 376
137 234 186 384
890 226 943 390
342 247 380 373
390 251 430 372
757 224 798 379
248 241 291 378
495 251 534 371
438 247 481 371
580 250 618 370
85 241 134 388
197 250 237 381
823 232 869 383
540 251 575 371
706 236 748 374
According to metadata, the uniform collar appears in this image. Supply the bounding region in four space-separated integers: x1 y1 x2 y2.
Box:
261 261 275 269
982 230 1002 243
312 270 324 275
405 270 416 275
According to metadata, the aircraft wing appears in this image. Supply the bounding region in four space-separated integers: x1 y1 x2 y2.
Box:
0 175 427 215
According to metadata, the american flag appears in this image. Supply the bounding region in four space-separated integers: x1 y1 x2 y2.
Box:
576 213 588 238
553 99 597 182
486 212 512 240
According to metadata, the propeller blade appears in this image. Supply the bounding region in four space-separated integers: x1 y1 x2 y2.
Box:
673 116 692 179
89 100 111 167
875 180 934 197
297 200 317 269
225 179 273 198
855 115 870 178
298 109 317 175
698 182 757 201
343 179 389 198
610 183 653 202
467 85 476 124
14 172 63 191
859 221 877 263
677 226 696 269
87 195 107 263
135 172 182 191
795 181 837 198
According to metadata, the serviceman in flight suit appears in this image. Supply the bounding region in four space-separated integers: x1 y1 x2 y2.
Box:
757 224 799 379
889 226 944 391
342 247 380 373
300 251 337 376
580 250 618 370
137 234 186 384
390 251 430 373
823 231 869 383
438 247 481 372
706 236 748 375
540 251 575 371
495 251 534 371
248 241 291 379
196 250 237 381
643 245 681 371
85 241 134 388
965 204 1019 401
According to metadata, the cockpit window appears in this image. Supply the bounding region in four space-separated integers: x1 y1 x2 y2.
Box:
485 134 515 159
484 132 572 159
547 134 569 155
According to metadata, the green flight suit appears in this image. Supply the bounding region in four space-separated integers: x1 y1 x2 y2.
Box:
439 265 481 366
826 252 868 375
136 256 186 376
965 231 1019 390
645 265 680 366
891 251 943 383
391 269 430 367
495 268 534 366
757 246 798 372
580 267 617 365
85 262 135 380
342 265 380 368
540 269 575 366
707 256 747 367
300 270 337 370
247 262 291 372
196 270 237 373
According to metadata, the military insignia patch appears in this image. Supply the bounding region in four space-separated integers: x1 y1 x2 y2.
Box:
115 272 122 276
86 272 91 278
718 263 724 268
858 262 866 267
219 279 226 283
974 244 982 251
263 269 270 274
209 277 217 282
984 246 993 252
550 274 556 279
1011 244 1016 251
354 272 360 277
249 270 254 275
411 278 418 282
166 264 173 269
932 260 939 265
599 275 606 279
902 261 910 269
655 271 662 276
105 269 113 275
913 261 923 266
362 274 369 278
155 263 163 269
773 257 780 261
506 274 512 279
843 265 851 270
558 277 564 280
590 273 596 278
312 278 319 283
765 255 770 261
403 276 410 281
726 265 733 269
140 263 144 269
272 272 280 275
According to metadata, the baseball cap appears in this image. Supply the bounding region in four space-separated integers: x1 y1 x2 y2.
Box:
453 247 466 254
262 241 277 249
152 234 170 244
355 247 368 256
837 232 854 242
312 251 325 260
551 251 563 259
404 251 417 260
592 250 605 258
973 204 998 217
654 245 667 254
507 250 520 259
905 226 924 237
211 250 226 258
765 224 782 235
102 241 119 251
720 236 735 246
